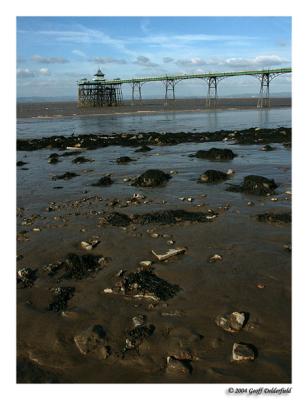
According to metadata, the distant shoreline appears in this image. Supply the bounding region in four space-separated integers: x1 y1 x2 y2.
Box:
17 97 291 119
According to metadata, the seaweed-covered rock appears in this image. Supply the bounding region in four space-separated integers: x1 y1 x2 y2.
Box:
72 156 92 164
124 324 155 351
48 153 59 164
101 212 132 227
52 172 79 180
198 170 228 183
60 253 103 280
17 161 27 167
227 175 278 196
133 169 171 187
17 267 37 288
74 325 109 356
132 209 217 225
92 176 113 186
135 145 152 152
117 270 181 301
116 156 133 164
261 144 275 151
195 148 237 161
257 212 291 224
48 287 75 312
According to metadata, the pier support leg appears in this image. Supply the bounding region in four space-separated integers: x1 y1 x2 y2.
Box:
257 73 270 108
131 82 143 105
206 77 218 108
164 79 177 105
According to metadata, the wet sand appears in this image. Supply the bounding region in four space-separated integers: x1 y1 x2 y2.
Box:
17 129 291 383
17 98 291 119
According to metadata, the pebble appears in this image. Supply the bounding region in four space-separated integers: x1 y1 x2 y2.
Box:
247 201 255 206
150 233 160 239
209 254 223 263
167 240 175 245
132 315 146 328
187 197 193 202
103 288 113 294
215 311 246 332
226 169 235 175
166 356 191 375
139 260 153 268
231 343 255 362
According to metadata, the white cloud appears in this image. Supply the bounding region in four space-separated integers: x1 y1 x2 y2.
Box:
176 58 207 67
224 55 288 68
17 68 35 78
163 57 174 63
31 55 69 64
39 68 50 76
72 49 86 58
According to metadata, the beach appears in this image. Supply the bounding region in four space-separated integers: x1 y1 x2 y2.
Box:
17 104 291 383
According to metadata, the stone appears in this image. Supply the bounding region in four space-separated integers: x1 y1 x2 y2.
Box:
72 156 92 164
135 145 152 152
166 356 191 374
261 144 274 151
132 315 147 328
17 161 28 167
74 325 106 355
92 176 113 186
231 343 256 362
227 175 278 196
152 248 186 261
257 212 291 224
116 156 133 163
124 324 155 351
17 267 37 288
199 170 228 183
195 148 237 161
48 153 59 164
215 312 246 332
208 254 223 263
133 169 171 187
52 172 79 180
48 287 75 312
139 260 153 268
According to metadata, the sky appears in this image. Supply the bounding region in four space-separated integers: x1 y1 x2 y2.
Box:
16 16 292 99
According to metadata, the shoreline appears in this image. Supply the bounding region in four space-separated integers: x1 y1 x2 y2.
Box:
17 97 292 120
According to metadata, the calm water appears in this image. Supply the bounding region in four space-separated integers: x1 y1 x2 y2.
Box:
17 107 291 139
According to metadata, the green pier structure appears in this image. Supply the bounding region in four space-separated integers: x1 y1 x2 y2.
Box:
78 67 291 109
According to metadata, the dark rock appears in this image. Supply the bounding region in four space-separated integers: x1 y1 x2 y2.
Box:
124 324 155 351
52 172 79 180
283 142 291 149
133 169 171 187
17 267 37 288
17 161 27 166
60 253 103 280
132 209 217 225
261 144 275 151
116 156 133 163
198 170 228 183
231 343 256 362
132 315 147 328
101 212 131 226
195 148 237 161
92 176 113 186
166 356 192 375
74 325 107 355
227 175 278 195
135 145 152 152
48 153 59 164
48 287 75 312
117 270 181 301
257 212 291 224
72 156 92 164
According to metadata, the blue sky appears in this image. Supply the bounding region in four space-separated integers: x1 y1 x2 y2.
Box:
17 16 291 98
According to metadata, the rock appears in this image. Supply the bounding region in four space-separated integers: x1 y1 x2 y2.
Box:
166 356 191 374
195 148 237 161
215 312 247 332
208 254 223 263
124 324 155 351
92 176 113 186
284 244 292 252
261 144 275 151
132 315 147 328
17 267 37 288
48 287 75 312
227 175 278 196
48 153 59 164
97 345 111 360
60 253 103 280
116 156 133 163
52 172 79 180
198 170 228 183
150 233 160 238
17 161 27 167
103 288 113 294
227 169 235 175
72 156 92 164
80 239 100 251
116 270 181 301
139 260 153 268
132 209 218 225
152 248 186 261
100 212 131 227
231 343 256 362
74 325 106 355
257 212 291 224
135 145 152 152
133 169 171 187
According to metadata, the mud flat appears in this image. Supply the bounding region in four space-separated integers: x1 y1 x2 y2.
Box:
17 128 291 383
